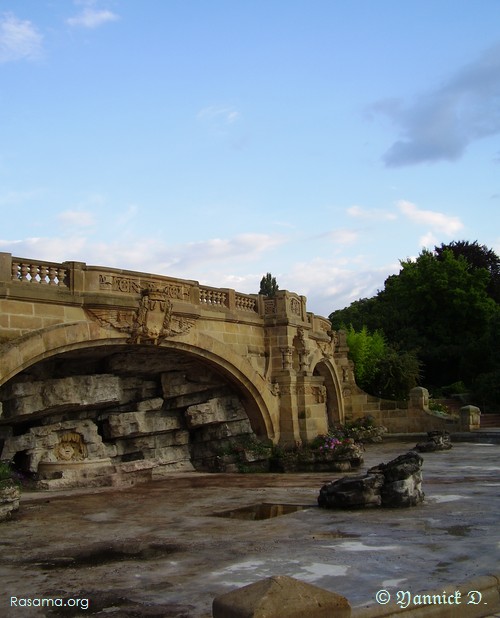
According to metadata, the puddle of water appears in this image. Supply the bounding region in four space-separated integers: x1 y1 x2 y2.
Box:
461 465 500 471
382 578 408 587
29 542 182 569
428 495 467 503
312 530 360 539
212 503 312 520
444 524 472 537
324 541 400 552
294 562 349 581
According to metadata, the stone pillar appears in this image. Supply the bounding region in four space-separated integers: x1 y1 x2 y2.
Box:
0 252 12 283
409 386 429 410
460 405 481 431
297 376 329 442
276 376 301 446
63 261 86 293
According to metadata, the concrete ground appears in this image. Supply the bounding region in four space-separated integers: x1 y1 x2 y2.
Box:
1 438 499 617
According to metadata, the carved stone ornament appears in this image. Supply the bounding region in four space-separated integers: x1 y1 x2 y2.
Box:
317 340 333 358
54 432 88 462
86 287 196 344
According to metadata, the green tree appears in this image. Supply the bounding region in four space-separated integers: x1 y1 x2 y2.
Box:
435 240 500 303
259 273 279 297
345 325 386 386
330 242 500 404
345 325 420 399
379 248 497 386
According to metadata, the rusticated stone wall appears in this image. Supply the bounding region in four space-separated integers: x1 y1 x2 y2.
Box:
0 358 264 488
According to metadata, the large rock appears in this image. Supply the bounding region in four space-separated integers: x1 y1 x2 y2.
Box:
318 472 384 508
415 430 452 452
0 483 21 522
318 450 424 509
369 450 425 508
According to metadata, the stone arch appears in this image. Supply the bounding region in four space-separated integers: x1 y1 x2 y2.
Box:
0 321 278 441
311 357 345 426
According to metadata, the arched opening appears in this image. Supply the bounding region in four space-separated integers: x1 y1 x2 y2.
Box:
0 342 274 487
313 360 343 426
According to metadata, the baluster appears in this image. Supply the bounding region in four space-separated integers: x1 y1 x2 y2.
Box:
48 266 57 285
39 264 48 284
20 263 29 282
57 267 68 287
29 264 38 282
12 262 20 281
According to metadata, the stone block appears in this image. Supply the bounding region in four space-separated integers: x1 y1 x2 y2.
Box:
105 410 182 438
1 375 123 418
0 299 34 315
34 303 65 317
460 405 481 431
186 396 248 428
161 367 226 399
9 315 43 330
212 575 351 618
192 419 253 442
136 397 164 411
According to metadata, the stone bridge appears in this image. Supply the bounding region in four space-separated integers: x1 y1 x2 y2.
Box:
0 252 361 485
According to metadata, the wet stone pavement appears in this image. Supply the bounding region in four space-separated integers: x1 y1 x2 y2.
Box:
1 440 499 617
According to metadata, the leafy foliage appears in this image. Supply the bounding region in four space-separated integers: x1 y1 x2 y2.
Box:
330 242 500 407
344 325 420 399
435 240 500 302
259 272 279 297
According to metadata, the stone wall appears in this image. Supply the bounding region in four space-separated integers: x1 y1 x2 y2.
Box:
0 352 263 488
347 386 478 434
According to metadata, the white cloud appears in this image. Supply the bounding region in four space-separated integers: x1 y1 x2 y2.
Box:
347 205 397 220
180 233 285 267
57 210 96 228
286 258 399 315
0 189 44 205
67 6 119 29
0 232 286 284
0 236 88 261
0 13 43 63
116 204 139 226
326 229 359 245
197 106 241 125
373 43 500 166
397 200 464 235
419 231 438 248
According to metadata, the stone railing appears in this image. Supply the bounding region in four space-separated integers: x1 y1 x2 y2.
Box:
199 286 229 308
10 257 68 287
0 252 317 324
0 253 265 318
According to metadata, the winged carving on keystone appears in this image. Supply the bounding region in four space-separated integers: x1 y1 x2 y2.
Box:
86 288 196 344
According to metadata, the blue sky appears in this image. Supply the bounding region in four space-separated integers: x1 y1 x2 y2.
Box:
1 1 499 316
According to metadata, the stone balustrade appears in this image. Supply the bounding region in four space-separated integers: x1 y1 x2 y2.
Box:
0 252 304 321
11 257 68 287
